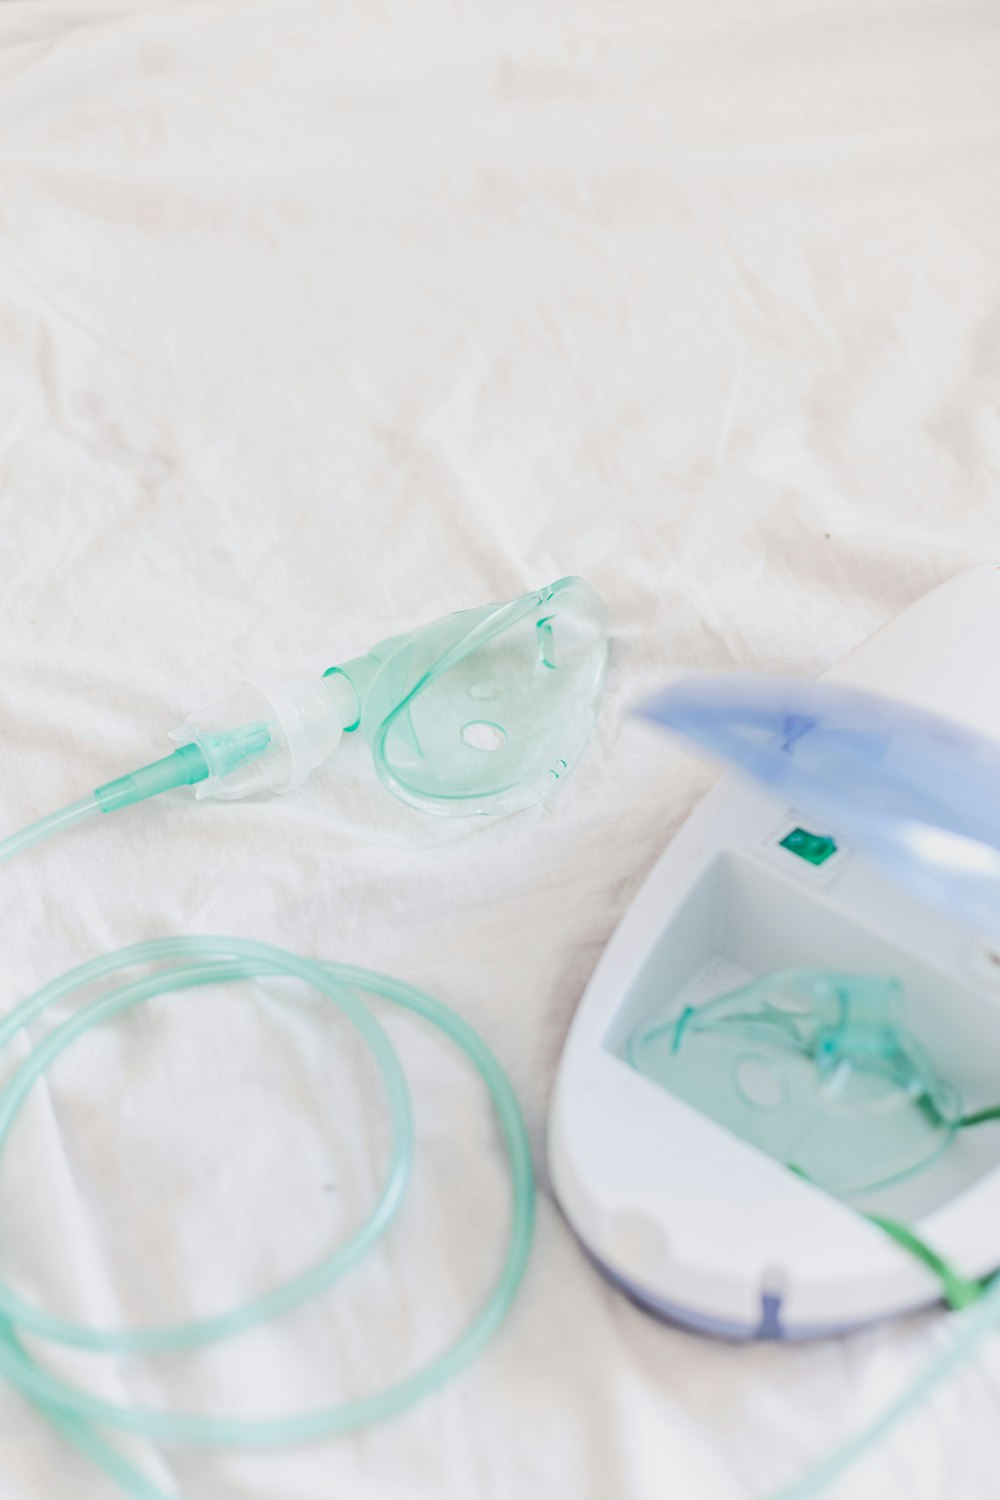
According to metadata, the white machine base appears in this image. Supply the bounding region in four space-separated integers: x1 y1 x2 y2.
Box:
550 567 1000 1338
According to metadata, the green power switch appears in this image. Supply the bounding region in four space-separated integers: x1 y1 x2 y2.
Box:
779 827 838 866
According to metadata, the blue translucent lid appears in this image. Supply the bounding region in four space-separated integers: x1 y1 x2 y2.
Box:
642 674 1000 934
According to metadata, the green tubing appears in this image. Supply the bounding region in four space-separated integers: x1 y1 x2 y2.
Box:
960 1103 1000 1128
94 743 211 812
0 814 535 1497
866 1215 983 1311
769 1197 1000 1499
768 1272 1000 1500
0 794 102 854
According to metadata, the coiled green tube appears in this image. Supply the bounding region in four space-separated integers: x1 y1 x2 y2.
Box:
768 1272 1000 1499
0 813 535 1500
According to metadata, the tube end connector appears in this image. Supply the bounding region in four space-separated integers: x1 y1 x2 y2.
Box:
171 674 352 801
95 742 211 813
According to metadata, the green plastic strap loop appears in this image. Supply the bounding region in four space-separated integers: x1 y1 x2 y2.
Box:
771 1160 997 1499
960 1103 1000 1129
866 1214 983 1310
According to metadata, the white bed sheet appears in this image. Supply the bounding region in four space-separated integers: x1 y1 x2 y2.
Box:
1 1 999 1497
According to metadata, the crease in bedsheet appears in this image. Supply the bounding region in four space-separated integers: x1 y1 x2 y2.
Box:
0 0 998 1497
0 1036 176 1495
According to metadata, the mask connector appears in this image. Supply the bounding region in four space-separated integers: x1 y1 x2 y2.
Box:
94 743 212 813
170 674 356 801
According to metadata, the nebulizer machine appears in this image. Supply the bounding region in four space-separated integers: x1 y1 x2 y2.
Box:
0 576 608 1500
551 565 1000 1498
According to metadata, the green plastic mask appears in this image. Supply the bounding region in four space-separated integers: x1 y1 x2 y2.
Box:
324 575 608 815
628 969 963 1197
155 576 608 815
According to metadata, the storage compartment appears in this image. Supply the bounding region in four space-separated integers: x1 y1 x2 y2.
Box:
605 850 1000 1223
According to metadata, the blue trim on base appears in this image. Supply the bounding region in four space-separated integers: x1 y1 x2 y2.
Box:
584 1242 877 1342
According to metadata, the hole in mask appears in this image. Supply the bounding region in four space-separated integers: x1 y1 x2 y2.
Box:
462 721 508 752
734 1053 787 1110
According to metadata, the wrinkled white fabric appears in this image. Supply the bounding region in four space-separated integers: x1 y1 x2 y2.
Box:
0 1 999 1497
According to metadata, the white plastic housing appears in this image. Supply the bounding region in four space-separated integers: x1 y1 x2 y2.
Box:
550 565 1000 1337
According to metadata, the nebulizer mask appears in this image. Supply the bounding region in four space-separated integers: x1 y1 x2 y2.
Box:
81 575 606 819
0 577 607 1500
629 966 965 1199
